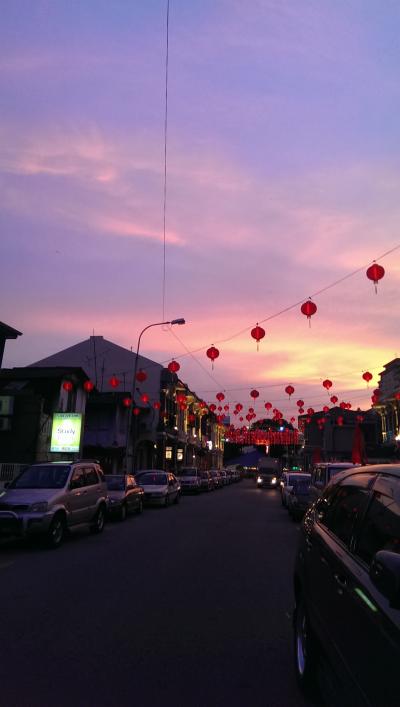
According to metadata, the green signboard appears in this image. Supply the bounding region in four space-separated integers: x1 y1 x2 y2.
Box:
50 413 83 453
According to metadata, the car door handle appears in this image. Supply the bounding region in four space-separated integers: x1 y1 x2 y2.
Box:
334 573 348 592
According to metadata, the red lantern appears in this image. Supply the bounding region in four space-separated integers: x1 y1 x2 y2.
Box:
290 416 296 423
209 403 217 412
236 403 243 411
176 393 186 404
62 381 73 392
224 405 229 411
322 405 329 413
217 405 222 411
248 407 254 413
305 417 311 424
140 393 149 404
188 413 196 423
322 379 332 392
206 345 220 369
83 380 94 393
346 403 352 409
199 401 207 408
366 263 385 293
136 369 147 383
180 403 187 411
251 323 266 351
109 375 120 388
371 394 379 404
298 407 304 414
122 397 132 407
340 401 346 409
307 407 314 415
216 392 225 402
301 298 317 325
395 392 400 400
153 401 161 410
337 416 344 426
133 407 140 416
246 413 252 422
330 395 338 404
265 402 272 411
168 360 180 374
250 389 259 400
285 385 295 399
362 371 373 386
233 410 238 415
296 399 304 408
239 416 244 421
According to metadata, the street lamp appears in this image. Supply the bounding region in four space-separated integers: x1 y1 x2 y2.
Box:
125 317 185 473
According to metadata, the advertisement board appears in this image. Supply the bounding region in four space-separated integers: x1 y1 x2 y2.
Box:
50 413 83 453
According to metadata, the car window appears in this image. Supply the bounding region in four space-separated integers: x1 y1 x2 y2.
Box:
84 467 99 486
355 475 400 566
318 473 375 547
70 467 85 489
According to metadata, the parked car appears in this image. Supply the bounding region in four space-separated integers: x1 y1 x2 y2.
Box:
209 469 222 489
176 467 202 493
286 474 311 520
293 464 400 706
199 470 213 491
0 461 108 548
281 472 309 507
309 462 358 504
135 470 180 507
218 469 228 486
105 474 144 520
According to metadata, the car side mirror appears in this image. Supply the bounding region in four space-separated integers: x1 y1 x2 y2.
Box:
370 551 400 609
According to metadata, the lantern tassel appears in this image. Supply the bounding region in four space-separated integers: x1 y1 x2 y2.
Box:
374 282 378 295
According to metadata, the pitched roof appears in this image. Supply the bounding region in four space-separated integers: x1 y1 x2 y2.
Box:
0 322 22 339
30 335 162 395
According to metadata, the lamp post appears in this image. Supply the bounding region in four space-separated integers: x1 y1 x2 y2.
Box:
125 318 185 473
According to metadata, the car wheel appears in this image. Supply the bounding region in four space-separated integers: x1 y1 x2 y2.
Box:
164 494 170 507
136 498 144 515
119 503 127 522
90 505 106 534
46 514 65 549
294 596 318 694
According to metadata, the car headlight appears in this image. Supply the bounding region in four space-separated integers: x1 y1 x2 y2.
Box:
29 501 48 513
257 477 262 483
271 477 277 484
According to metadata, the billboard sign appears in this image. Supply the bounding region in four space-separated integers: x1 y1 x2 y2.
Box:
50 413 83 453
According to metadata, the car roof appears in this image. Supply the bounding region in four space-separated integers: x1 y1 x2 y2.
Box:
331 464 400 482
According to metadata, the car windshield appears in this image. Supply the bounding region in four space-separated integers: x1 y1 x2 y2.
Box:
10 465 70 489
136 472 167 486
105 476 125 491
178 469 198 476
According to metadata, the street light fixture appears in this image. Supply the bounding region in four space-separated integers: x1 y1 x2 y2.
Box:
125 317 186 473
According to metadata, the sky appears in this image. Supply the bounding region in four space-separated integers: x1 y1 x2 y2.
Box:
1 0 400 420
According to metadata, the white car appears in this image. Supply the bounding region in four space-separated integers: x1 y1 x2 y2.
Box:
281 472 309 507
135 470 181 507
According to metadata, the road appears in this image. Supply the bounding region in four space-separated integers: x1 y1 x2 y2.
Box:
0 480 316 707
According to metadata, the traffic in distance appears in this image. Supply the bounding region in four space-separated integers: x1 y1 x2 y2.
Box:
1 458 400 705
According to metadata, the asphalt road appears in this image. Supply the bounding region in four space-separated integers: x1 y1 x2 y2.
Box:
0 480 316 707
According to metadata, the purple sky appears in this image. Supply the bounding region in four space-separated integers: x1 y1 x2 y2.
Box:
1 0 400 418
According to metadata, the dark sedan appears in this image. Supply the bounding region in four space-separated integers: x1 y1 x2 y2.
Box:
293 464 400 706
105 474 144 521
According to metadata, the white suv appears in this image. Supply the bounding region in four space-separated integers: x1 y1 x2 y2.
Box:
0 461 108 548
